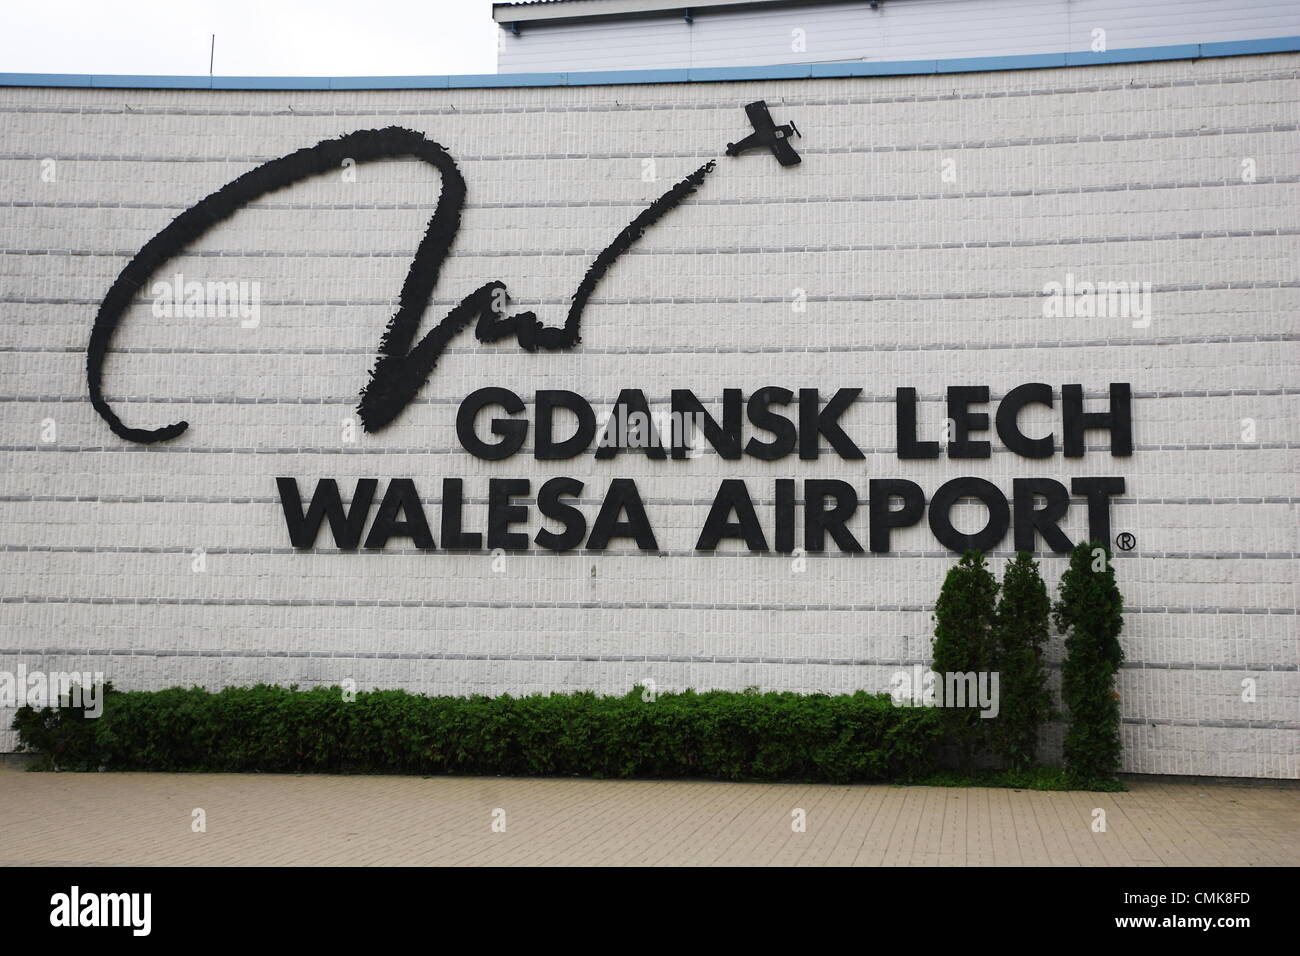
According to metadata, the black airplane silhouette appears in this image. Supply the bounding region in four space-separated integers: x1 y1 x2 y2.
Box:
725 100 801 166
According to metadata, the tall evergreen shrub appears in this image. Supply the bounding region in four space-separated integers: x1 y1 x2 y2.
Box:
1053 541 1125 780
931 550 999 772
993 551 1053 769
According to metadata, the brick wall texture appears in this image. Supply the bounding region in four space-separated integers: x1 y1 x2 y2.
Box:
0 52 1295 777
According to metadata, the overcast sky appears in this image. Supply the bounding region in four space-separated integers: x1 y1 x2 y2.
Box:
0 0 502 77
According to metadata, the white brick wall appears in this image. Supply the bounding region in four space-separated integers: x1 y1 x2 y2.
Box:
0 52 1296 777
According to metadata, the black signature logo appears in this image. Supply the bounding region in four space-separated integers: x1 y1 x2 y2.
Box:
87 101 801 444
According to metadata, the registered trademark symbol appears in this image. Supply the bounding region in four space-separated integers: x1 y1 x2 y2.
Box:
1115 532 1136 551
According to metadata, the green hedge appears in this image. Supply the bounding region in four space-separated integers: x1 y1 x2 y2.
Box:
13 684 944 784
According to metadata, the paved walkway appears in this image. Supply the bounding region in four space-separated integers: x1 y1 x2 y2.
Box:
1 764 1295 866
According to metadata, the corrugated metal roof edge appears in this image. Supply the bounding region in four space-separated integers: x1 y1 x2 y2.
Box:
1 36 1295 90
